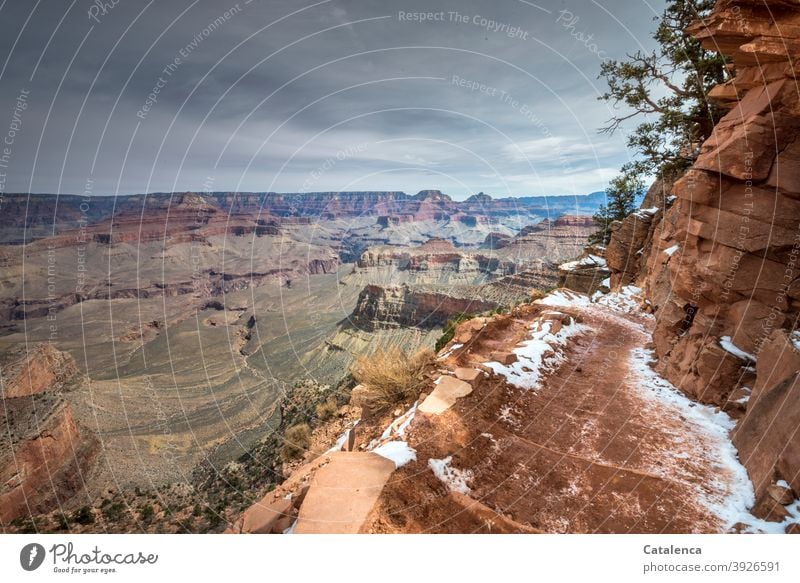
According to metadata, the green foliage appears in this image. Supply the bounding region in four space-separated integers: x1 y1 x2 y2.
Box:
589 174 645 245
435 313 475 352
139 503 154 523
72 506 95 525
599 0 727 180
102 502 126 522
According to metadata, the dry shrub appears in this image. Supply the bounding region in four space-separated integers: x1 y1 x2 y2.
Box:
315 397 338 421
280 423 311 462
350 347 435 412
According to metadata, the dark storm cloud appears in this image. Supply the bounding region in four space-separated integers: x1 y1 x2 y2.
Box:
0 0 663 199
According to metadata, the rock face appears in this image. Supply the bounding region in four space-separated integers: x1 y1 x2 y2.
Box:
348 284 500 331
605 0 800 518
0 344 96 524
1 344 78 398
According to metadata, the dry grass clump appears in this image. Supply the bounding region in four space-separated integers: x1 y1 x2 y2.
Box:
350 347 435 412
280 423 312 462
314 397 338 421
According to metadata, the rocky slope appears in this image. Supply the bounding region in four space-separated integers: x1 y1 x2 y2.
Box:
0 344 96 525
600 0 800 522
229 288 793 533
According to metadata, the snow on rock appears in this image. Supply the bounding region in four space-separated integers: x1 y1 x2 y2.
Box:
428 456 474 495
719 336 757 363
372 440 417 468
600 277 611 288
484 316 587 390
438 343 463 360
663 244 679 256
368 403 417 449
592 285 651 317
634 207 660 219
791 331 800 352
629 347 785 532
559 254 607 271
535 289 591 308
326 422 359 453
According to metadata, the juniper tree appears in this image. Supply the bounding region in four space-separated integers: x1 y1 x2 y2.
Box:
592 0 728 244
589 174 644 246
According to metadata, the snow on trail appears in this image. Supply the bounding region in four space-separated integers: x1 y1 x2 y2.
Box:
484 317 588 390
628 332 792 532
535 287 788 532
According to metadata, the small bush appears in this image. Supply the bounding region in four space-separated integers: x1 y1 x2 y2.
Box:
139 503 154 523
73 506 95 525
315 398 338 421
350 347 435 412
435 313 474 352
280 423 312 462
102 502 126 522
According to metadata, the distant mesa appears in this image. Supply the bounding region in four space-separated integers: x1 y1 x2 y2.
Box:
465 192 493 203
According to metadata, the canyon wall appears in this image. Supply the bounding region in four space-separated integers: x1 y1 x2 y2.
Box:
0 344 96 525
606 0 800 518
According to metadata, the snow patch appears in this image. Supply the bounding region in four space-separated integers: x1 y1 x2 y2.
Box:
535 289 591 308
791 331 800 352
484 317 588 390
629 347 786 532
663 244 679 256
438 343 463 360
368 403 417 450
600 277 611 288
559 254 607 271
592 285 650 316
428 456 474 494
719 336 757 363
373 440 417 468
326 421 359 453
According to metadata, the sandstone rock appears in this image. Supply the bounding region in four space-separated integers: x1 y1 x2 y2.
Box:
785 523 800 535
454 367 481 382
489 351 517 365
293 484 311 509
2 344 78 398
239 497 294 534
419 376 474 415
293 452 396 534
767 484 795 506
733 330 800 502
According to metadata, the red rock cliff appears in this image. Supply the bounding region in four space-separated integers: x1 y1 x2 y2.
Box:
607 0 800 519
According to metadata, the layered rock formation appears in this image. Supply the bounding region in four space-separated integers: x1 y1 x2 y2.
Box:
0 344 96 525
348 284 500 331
603 0 800 520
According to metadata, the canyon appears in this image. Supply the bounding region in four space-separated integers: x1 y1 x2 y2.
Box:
0 188 596 530
3 0 799 536
225 0 800 535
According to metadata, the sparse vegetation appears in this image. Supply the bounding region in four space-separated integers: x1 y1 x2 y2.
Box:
315 397 339 421
593 0 727 244
280 423 312 462
72 506 95 525
139 503 154 523
435 313 475 352
589 174 645 246
350 347 435 411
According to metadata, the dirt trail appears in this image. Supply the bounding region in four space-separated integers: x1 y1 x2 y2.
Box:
231 290 754 534
364 294 744 533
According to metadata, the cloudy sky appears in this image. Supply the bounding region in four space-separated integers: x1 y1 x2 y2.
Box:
0 0 664 199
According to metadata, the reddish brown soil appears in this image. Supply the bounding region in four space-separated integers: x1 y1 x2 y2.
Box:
364 304 726 533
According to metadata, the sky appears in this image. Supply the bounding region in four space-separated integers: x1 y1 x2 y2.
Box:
0 0 664 199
